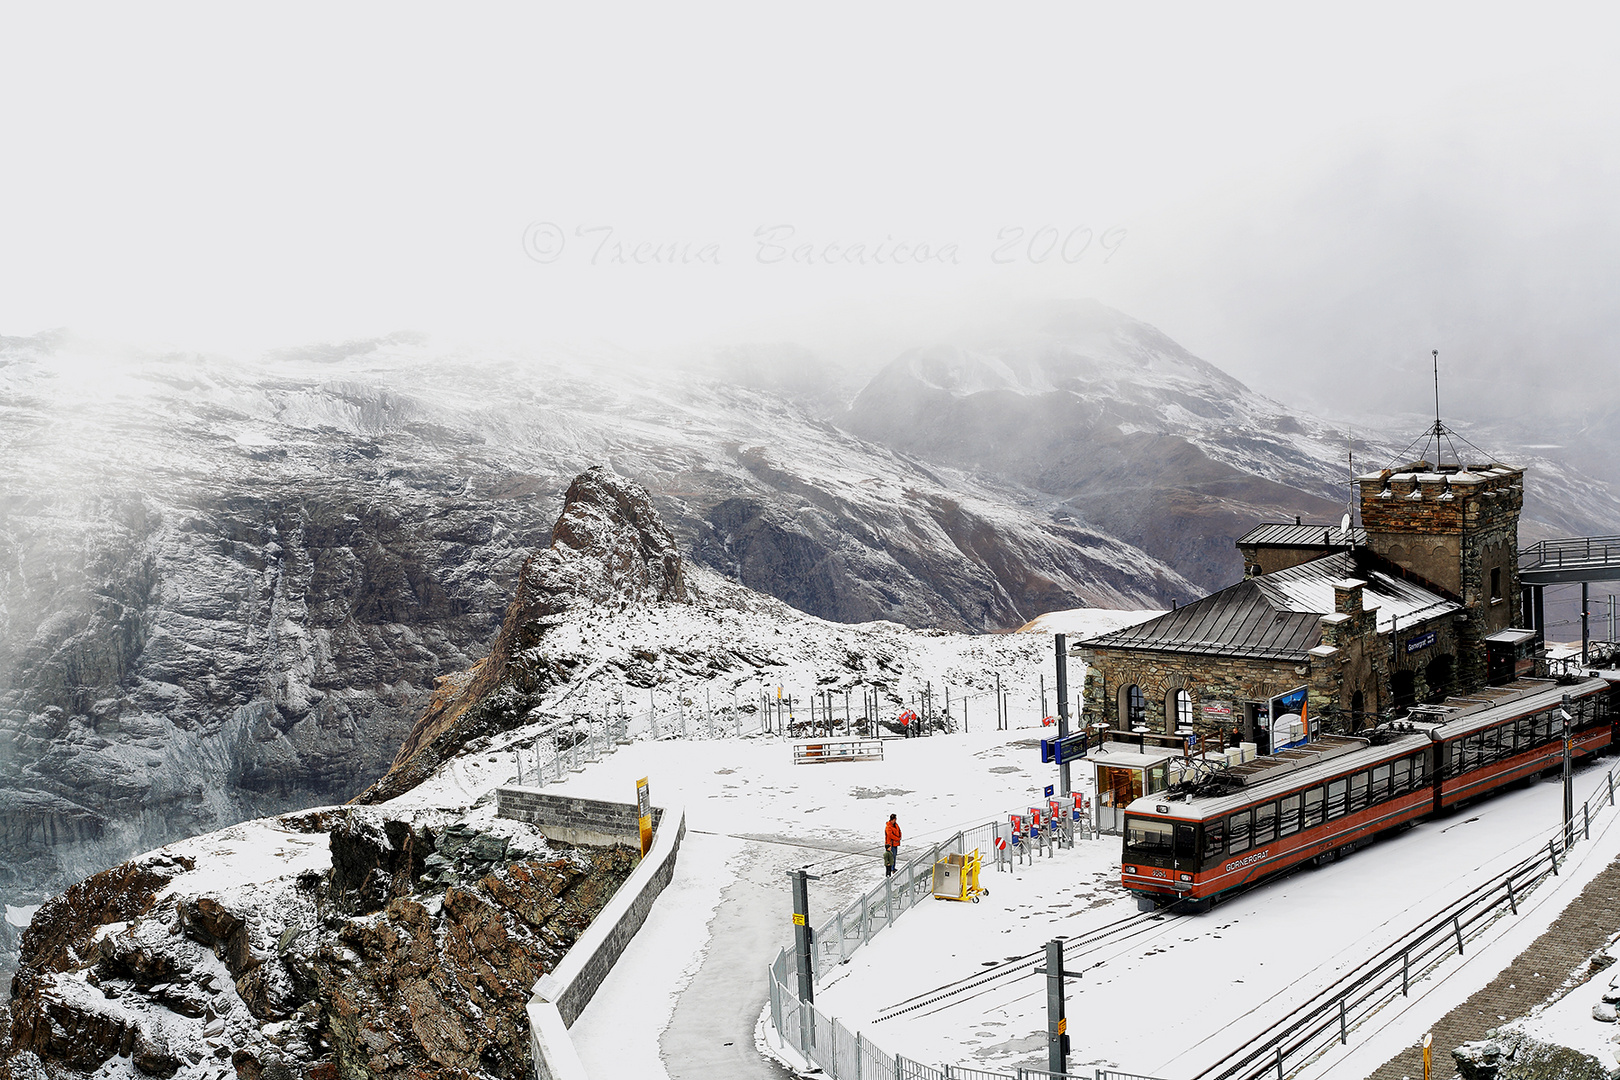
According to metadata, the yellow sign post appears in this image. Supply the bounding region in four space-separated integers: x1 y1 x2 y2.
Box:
636 777 653 858
1422 1032 1432 1080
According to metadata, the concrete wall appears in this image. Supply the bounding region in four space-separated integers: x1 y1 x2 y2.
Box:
497 786 685 1080
497 787 663 848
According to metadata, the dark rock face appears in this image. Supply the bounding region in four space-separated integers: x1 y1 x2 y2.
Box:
0 810 634 1080
361 467 689 803
1453 1031 1615 1080
0 476 552 981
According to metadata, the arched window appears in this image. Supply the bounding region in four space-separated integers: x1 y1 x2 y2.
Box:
1491 567 1503 601
1121 684 1146 729
1168 688 1192 733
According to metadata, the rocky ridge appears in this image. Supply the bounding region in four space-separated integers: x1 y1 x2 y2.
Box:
363 466 690 804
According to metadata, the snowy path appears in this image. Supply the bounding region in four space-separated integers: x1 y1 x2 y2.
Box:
556 726 1052 1077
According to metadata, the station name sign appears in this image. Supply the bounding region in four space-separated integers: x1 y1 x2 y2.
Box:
1405 630 1438 654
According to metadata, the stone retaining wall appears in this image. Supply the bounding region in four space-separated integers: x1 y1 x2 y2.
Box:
495 786 684 1080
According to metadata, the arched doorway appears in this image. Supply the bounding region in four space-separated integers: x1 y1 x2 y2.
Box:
1425 655 1455 703
1392 670 1417 712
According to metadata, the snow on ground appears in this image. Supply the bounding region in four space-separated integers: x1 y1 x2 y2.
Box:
384 582 1074 815
548 718 1079 1078
814 758 1620 1079
529 702 1620 1080
1305 785 1620 1080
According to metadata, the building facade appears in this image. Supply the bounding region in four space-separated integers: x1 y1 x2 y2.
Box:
1078 459 1526 748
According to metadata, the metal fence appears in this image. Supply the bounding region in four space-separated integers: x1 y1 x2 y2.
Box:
766 820 1158 1080
516 714 630 787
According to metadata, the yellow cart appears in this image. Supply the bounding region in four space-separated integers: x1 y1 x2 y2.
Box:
931 849 988 903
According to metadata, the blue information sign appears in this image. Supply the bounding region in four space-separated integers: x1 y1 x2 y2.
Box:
1044 784 1055 798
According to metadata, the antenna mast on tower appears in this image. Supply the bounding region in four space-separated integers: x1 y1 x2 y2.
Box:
1385 348 1493 473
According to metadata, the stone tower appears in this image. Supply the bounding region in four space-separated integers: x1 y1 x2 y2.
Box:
1356 460 1524 689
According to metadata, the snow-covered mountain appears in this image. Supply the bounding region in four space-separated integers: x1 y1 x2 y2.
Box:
0 468 1126 1079
3 301 1617 993
0 327 1191 966
847 300 1620 591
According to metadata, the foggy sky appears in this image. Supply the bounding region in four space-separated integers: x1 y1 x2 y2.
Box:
1 4 1615 448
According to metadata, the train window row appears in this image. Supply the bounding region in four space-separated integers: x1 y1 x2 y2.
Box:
1203 752 1430 860
1443 701 1599 779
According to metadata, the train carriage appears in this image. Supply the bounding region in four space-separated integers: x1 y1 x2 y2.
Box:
1121 677 1618 911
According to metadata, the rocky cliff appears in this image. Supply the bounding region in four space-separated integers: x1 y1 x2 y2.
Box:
360 466 689 804
0 806 634 1080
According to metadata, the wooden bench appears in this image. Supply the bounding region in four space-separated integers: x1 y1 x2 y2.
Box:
792 738 885 765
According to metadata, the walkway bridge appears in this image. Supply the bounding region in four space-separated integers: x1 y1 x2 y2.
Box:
1519 535 1620 585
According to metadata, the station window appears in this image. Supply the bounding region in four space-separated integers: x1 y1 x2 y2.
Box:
1126 685 1146 729
1173 689 1192 732
1491 567 1502 601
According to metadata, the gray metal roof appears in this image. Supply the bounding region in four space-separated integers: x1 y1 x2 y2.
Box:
1080 550 1459 660
1237 522 1368 548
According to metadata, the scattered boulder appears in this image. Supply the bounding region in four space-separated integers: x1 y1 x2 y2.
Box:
1454 1031 1617 1080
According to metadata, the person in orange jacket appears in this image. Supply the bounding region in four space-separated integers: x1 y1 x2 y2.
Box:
884 814 901 876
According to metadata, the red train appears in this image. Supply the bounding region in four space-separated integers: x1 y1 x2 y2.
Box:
1121 676 1620 912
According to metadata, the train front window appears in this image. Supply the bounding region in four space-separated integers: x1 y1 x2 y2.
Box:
1125 818 1174 855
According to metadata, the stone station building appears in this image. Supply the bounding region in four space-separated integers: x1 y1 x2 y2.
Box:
1077 460 1531 756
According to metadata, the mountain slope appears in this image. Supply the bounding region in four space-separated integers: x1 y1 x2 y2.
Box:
845 300 1620 591
0 331 1191 958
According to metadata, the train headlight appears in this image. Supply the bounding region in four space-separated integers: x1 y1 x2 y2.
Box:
1123 866 1137 875
1179 873 1193 882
